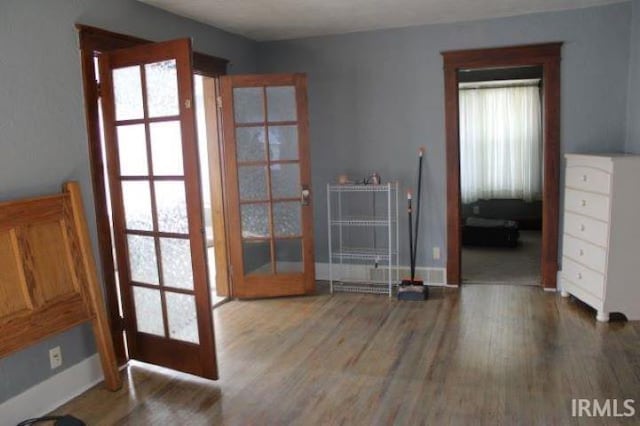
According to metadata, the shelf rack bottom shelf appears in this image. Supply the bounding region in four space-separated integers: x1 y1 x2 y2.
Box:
331 281 394 295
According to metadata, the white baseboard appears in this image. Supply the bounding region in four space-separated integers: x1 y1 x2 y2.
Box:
315 262 450 286
0 354 104 426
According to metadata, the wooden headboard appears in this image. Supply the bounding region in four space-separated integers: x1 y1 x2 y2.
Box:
0 182 121 390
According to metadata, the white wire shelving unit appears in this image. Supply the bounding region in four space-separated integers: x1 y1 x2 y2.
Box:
327 183 399 296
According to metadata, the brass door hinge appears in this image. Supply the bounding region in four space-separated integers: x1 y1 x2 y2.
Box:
216 96 223 109
96 81 102 98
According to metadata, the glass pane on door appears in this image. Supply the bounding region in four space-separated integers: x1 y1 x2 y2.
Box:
273 202 301 237
155 181 189 234
133 286 164 336
166 292 199 343
266 86 297 121
236 127 267 162
276 239 303 273
160 238 194 290
241 204 270 238
110 57 201 340
268 125 298 160
127 235 159 285
145 60 179 118
242 240 271 275
113 66 144 121
238 166 268 201
232 84 303 274
150 121 184 176
122 181 153 231
271 163 300 199
234 88 264 123
117 124 148 176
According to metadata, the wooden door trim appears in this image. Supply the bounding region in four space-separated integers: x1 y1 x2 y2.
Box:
77 24 228 364
441 43 562 289
77 24 228 76
202 78 231 297
294 73 316 293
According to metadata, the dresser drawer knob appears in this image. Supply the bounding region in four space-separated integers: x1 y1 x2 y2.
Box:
579 249 584 256
577 272 583 280
582 175 588 182
580 224 586 232
581 199 587 207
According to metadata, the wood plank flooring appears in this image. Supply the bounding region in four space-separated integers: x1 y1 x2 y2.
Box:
51 284 640 425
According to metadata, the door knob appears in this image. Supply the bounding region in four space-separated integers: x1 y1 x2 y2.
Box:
301 185 311 206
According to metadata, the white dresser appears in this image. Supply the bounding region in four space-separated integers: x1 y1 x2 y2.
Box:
560 153 640 322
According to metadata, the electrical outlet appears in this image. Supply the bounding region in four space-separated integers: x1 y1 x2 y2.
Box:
49 346 63 370
433 247 441 260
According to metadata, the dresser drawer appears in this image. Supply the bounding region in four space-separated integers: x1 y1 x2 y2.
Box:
565 165 611 195
562 256 605 299
562 233 607 274
563 212 609 247
564 188 610 222
565 154 614 173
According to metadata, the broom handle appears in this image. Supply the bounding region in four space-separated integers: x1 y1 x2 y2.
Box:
407 191 414 281
412 147 425 279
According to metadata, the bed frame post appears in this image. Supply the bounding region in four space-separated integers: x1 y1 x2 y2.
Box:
64 182 122 391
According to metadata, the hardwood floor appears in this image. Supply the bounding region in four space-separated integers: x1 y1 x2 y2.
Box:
52 284 640 425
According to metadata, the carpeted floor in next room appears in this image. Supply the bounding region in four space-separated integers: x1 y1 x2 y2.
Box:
462 230 541 285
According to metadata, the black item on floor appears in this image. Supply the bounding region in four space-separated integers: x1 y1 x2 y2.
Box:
462 216 520 248
398 147 428 301
397 282 428 300
17 415 85 426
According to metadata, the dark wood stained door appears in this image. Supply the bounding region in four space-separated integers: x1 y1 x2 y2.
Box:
98 39 217 379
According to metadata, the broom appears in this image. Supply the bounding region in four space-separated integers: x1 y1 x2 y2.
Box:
398 147 429 300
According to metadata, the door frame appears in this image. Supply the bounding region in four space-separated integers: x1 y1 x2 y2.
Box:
441 43 562 289
77 24 230 364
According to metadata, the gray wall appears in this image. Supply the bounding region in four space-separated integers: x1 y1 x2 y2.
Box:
257 3 632 267
1 0 636 408
627 0 640 152
0 0 257 404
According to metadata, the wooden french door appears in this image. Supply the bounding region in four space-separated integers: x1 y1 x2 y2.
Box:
221 74 315 298
98 39 217 379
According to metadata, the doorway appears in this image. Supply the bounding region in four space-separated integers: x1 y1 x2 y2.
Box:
194 74 229 306
78 25 230 369
442 43 561 289
78 26 317 379
458 66 543 286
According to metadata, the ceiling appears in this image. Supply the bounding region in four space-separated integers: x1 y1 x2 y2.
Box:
138 0 625 41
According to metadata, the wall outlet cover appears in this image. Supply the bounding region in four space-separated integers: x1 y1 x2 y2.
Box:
49 346 63 370
433 247 441 260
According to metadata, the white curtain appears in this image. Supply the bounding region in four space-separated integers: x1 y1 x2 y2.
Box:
459 82 542 204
